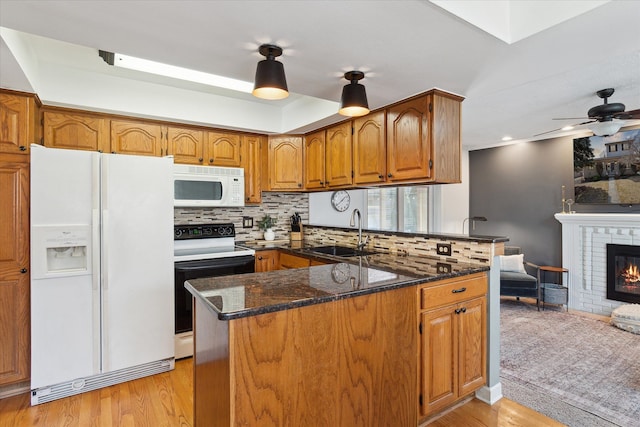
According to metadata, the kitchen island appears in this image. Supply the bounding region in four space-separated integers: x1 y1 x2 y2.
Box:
185 253 489 427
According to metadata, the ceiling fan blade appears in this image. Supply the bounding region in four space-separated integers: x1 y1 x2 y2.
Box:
615 108 640 120
533 120 596 137
552 117 590 120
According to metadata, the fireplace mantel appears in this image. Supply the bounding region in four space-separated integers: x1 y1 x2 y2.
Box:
555 213 640 315
555 213 640 227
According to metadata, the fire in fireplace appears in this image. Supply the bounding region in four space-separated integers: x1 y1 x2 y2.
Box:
607 244 640 304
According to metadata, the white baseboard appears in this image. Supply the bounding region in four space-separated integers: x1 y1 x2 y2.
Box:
475 382 503 405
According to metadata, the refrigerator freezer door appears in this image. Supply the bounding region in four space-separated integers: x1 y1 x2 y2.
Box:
30 147 101 389
100 154 174 372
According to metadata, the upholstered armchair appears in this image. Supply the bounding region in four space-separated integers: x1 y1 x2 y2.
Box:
499 247 541 310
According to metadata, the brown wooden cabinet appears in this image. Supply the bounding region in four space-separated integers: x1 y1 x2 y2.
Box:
429 91 462 183
303 130 326 190
278 252 311 269
419 273 486 418
325 122 353 188
43 111 110 152
193 284 417 427
255 250 279 272
0 92 39 156
0 157 30 386
353 111 386 185
205 132 241 167
110 119 164 156
267 135 303 190
386 95 431 182
241 134 263 204
167 126 205 164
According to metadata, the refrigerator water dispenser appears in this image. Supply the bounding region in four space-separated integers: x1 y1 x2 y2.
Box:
31 225 92 279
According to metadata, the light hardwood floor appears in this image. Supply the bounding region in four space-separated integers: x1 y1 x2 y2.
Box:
0 358 563 427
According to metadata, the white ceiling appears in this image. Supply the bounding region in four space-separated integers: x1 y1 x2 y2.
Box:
1 0 639 150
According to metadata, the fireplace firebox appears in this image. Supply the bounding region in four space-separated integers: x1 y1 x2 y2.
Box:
607 244 640 304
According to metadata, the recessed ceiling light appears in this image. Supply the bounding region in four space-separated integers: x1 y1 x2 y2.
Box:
561 125 574 131
501 136 513 141
99 51 254 93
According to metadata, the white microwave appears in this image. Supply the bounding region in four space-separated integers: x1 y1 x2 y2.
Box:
174 164 245 207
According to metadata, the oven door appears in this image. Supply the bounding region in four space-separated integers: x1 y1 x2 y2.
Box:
174 255 255 334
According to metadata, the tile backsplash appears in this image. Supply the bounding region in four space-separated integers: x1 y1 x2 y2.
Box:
174 192 309 241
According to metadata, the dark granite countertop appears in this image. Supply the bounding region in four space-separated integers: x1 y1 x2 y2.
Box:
185 243 489 320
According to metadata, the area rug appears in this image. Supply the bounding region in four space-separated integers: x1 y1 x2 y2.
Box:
500 299 640 427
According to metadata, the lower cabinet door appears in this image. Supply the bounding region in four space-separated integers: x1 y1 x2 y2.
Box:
457 297 486 396
421 306 457 416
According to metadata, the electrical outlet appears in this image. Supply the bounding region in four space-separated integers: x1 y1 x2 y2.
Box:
436 243 451 256
242 216 253 228
436 262 452 274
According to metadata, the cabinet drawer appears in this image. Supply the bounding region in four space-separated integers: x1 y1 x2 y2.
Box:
278 252 311 269
420 274 487 310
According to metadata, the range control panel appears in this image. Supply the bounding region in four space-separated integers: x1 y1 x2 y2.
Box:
174 223 235 240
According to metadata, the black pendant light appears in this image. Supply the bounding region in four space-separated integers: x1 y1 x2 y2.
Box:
338 71 369 117
252 44 289 100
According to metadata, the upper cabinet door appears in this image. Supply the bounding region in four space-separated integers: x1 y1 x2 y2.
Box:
44 111 110 152
386 96 431 182
0 93 37 155
268 136 303 190
353 111 386 185
205 132 241 167
242 134 263 204
110 120 164 156
167 126 205 165
304 130 326 190
325 122 353 188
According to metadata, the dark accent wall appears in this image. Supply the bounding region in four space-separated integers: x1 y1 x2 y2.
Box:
469 133 640 266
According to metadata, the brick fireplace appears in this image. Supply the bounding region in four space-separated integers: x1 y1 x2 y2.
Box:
555 213 640 316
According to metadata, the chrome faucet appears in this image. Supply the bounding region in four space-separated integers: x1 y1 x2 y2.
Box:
350 208 369 251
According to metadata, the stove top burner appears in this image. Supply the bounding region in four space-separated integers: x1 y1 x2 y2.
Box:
173 223 254 262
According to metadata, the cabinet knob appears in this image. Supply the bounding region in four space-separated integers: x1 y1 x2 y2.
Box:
387 173 393 178
258 256 263 260
209 158 214 163
319 181 324 186
19 146 27 151
20 268 28 274
199 158 203 162
246 197 250 201
298 183 302 187
112 151 116 154
378 174 383 179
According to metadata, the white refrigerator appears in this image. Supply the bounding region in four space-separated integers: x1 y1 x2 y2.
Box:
30 145 175 405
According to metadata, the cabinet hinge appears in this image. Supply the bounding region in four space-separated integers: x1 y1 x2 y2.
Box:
351 126 354 135
40 137 44 145
419 394 423 406
429 103 433 112
351 170 354 178
419 322 422 334
429 159 433 169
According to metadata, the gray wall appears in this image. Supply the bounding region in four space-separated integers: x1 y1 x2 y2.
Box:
469 132 640 266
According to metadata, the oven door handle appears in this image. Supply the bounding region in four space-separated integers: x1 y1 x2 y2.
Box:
175 256 255 271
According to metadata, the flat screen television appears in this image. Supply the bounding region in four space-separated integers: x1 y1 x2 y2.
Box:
573 128 640 205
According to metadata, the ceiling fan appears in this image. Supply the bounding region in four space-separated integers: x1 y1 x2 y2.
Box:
536 88 640 137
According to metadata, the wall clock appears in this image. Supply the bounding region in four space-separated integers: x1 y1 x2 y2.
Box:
331 190 350 212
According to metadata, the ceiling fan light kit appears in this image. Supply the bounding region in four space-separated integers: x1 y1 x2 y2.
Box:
252 44 289 100
338 71 370 117
590 120 623 137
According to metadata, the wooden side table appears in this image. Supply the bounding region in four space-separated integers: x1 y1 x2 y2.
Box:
539 265 569 310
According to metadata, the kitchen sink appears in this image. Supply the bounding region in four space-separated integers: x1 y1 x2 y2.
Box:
306 245 375 257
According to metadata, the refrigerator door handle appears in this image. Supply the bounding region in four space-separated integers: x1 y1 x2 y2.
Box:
102 210 109 291
92 209 100 291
